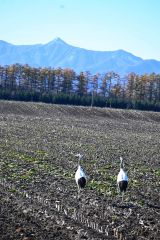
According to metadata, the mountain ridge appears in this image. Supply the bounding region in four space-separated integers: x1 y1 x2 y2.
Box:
0 38 160 75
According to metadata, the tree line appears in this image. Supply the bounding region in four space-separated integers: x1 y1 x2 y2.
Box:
0 63 160 111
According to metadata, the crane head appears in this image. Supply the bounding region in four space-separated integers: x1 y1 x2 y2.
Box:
75 153 84 167
75 153 83 160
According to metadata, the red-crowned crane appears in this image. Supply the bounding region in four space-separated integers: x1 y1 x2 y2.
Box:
75 153 87 197
117 157 128 202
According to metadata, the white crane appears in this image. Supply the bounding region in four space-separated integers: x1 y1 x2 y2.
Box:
75 153 87 197
117 157 128 202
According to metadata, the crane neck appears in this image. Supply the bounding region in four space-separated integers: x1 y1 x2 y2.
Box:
120 159 124 170
77 157 80 167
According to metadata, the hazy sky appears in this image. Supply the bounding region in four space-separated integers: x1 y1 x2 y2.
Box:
0 0 160 60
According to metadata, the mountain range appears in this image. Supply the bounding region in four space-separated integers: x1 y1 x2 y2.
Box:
0 37 160 75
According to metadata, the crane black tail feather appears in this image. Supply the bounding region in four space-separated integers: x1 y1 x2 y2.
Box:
78 177 86 188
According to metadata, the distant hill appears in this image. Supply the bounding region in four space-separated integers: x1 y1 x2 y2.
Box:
0 37 160 75
0 100 160 122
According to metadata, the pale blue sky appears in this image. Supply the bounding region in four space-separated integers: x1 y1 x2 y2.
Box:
0 0 160 60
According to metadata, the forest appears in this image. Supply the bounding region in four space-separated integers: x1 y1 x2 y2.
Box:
0 64 160 111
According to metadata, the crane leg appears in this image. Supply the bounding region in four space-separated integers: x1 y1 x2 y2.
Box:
122 191 124 203
77 186 81 199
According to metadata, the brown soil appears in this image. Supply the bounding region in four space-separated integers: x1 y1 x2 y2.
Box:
0 100 160 240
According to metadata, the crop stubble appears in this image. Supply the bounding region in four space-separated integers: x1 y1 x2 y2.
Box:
0 100 160 240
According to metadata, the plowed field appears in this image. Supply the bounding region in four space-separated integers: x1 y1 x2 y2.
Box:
0 100 160 240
